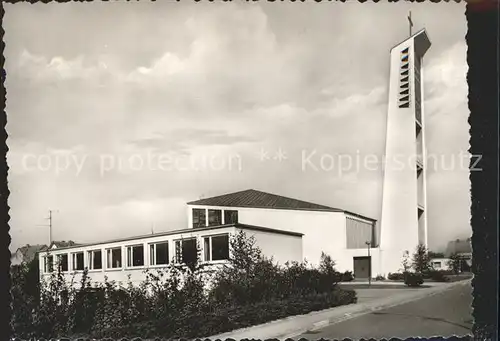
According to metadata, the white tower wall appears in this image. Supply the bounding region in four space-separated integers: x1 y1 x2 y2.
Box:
379 30 431 275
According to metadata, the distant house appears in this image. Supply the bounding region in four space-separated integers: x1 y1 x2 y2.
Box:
11 244 46 266
430 258 452 271
445 238 471 255
46 241 78 250
443 238 472 272
12 241 78 266
445 238 472 259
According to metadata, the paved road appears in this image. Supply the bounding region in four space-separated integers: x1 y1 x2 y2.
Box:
297 281 473 340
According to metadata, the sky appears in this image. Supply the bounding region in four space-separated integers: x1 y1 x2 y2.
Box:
4 1 470 253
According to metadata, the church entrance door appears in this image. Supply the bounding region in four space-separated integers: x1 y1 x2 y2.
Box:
353 256 371 279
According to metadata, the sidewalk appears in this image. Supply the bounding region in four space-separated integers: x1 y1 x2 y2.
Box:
208 279 471 340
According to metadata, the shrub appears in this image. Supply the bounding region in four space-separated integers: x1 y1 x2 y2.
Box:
447 253 463 274
425 270 451 282
375 274 385 281
387 272 405 281
401 250 411 273
338 271 354 282
428 251 445 258
404 272 424 287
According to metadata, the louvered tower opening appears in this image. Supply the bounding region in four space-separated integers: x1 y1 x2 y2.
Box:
398 47 410 108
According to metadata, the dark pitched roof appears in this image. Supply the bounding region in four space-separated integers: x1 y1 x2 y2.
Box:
39 240 79 252
445 238 472 257
187 189 344 213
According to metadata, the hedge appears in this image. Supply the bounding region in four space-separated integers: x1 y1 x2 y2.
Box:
11 231 357 340
95 288 357 339
387 272 406 281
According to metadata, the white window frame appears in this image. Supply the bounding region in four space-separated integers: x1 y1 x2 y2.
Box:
149 241 169 266
192 208 207 228
56 253 69 272
106 247 123 270
203 233 230 262
87 249 103 270
71 251 85 271
174 240 182 264
126 244 145 268
207 209 222 226
203 236 212 262
44 254 54 273
223 209 239 225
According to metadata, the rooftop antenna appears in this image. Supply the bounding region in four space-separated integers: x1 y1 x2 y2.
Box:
151 222 155 235
36 209 59 246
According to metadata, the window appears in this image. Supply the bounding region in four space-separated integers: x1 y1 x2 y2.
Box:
88 250 102 270
127 245 144 267
204 234 230 261
192 209 206 228
208 209 222 226
175 238 198 265
224 210 238 224
212 235 230 260
106 247 122 269
150 242 169 266
44 255 54 273
433 262 442 269
57 254 68 272
72 252 84 271
204 237 211 261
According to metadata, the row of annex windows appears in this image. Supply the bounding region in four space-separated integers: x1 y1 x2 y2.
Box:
43 235 230 273
192 209 239 228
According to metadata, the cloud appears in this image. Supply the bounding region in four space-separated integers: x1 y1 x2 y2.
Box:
4 2 469 252
128 128 256 154
14 50 111 82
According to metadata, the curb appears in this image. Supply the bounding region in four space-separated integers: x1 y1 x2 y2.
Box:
210 279 470 340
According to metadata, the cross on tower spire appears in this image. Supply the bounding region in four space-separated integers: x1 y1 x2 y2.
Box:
408 10 414 37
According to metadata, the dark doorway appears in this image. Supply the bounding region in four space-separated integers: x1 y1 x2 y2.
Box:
353 256 371 279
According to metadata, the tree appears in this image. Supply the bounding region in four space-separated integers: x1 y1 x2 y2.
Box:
401 250 411 273
228 230 263 273
412 244 431 274
447 253 462 274
428 251 445 259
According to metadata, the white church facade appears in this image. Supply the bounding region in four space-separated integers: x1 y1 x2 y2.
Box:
38 29 432 286
39 189 378 286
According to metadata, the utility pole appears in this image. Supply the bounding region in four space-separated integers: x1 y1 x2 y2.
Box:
365 241 372 286
48 210 53 244
37 210 58 246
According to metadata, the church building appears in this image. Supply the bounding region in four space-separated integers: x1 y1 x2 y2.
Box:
38 28 432 285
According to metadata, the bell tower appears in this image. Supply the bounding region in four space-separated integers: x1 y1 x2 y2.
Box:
379 26 432 275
